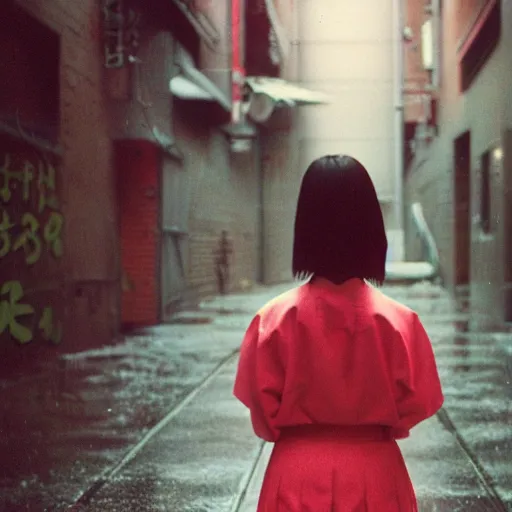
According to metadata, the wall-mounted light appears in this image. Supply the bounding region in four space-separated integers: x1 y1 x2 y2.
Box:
403 26 414 42
493 147 503 162
421 19 434 70
222 121 257 153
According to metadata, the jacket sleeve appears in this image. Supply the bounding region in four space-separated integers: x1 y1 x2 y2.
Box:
233 315 284 442
393 313 444 436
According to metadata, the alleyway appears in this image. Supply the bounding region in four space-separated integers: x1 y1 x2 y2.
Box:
0 281 510 511
2 0 511 510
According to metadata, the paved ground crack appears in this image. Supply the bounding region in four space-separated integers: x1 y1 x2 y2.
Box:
59 350 240 511
436 407 509 512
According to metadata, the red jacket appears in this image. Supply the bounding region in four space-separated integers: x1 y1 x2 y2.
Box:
234 277 444 442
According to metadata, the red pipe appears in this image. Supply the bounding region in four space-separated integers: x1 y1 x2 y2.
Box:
232 0 240 70
231 0 243 123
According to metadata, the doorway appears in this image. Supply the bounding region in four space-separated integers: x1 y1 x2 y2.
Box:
503 130 512 323
160 156 189 320
453 132 471 302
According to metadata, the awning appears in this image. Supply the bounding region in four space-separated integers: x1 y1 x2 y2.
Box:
170 76 213 101
246 77 331 105
245 77 331 122
170 46 231 112
378 196 396 203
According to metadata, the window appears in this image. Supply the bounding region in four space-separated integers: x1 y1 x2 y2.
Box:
480 150 491 234
0 2 60 144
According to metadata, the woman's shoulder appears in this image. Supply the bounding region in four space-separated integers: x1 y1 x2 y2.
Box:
256 284 303 325
259 284 302 313
367 284 418 326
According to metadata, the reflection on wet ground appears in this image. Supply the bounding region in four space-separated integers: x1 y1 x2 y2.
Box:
0 282 510 510
0 324 246 510
399 285 512 509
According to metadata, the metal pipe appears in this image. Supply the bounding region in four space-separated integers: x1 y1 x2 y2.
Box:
257 133 265 284
393 0 405 251
432 0 441 89
231 0 243 123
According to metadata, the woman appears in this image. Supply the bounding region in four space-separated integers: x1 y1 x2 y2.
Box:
233 155 444 511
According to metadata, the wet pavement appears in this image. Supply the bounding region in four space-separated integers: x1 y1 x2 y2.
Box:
0 281 511 511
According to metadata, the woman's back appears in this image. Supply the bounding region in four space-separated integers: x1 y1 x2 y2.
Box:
235 277 442 442
233 154 443 511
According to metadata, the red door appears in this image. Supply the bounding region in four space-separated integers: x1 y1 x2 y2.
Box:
115 139 161 328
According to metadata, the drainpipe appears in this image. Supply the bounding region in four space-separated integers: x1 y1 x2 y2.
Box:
257 133 265 284
231 0 244 124
231 0 264 282
393 0 405 255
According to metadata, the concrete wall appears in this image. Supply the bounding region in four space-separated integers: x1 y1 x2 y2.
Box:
296 0 401 247
199 0 232 98
260 111 302 284
404 0 512 328
256 0 306 284
107 19 175 143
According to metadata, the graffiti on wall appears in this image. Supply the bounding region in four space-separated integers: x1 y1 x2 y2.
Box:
0 281 62 344
0 143 64 345
0 155 63 263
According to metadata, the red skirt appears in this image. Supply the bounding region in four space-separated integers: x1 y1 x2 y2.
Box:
257 425 417 512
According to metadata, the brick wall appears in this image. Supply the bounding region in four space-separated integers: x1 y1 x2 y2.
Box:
176 0 301 298
116 140 160 326
175 101 260 300
4 0 119 351
105 7 178 324
261 111 301 284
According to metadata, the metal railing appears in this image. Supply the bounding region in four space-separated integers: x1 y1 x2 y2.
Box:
411 201 440 276
385 202 440 283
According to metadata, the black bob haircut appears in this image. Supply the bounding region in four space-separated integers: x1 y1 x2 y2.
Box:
292 154 388 285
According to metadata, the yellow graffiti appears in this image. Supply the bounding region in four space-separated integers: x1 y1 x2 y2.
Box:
0 209 64 263
39 307 63 344
43 211 64 258
0 281 62 344
12 213 42 265
0 154 34 204
0 281 35 344
1 150 64 344
0 210 14 257
0 152 64 263
0 153 61 210
37 160 59 213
